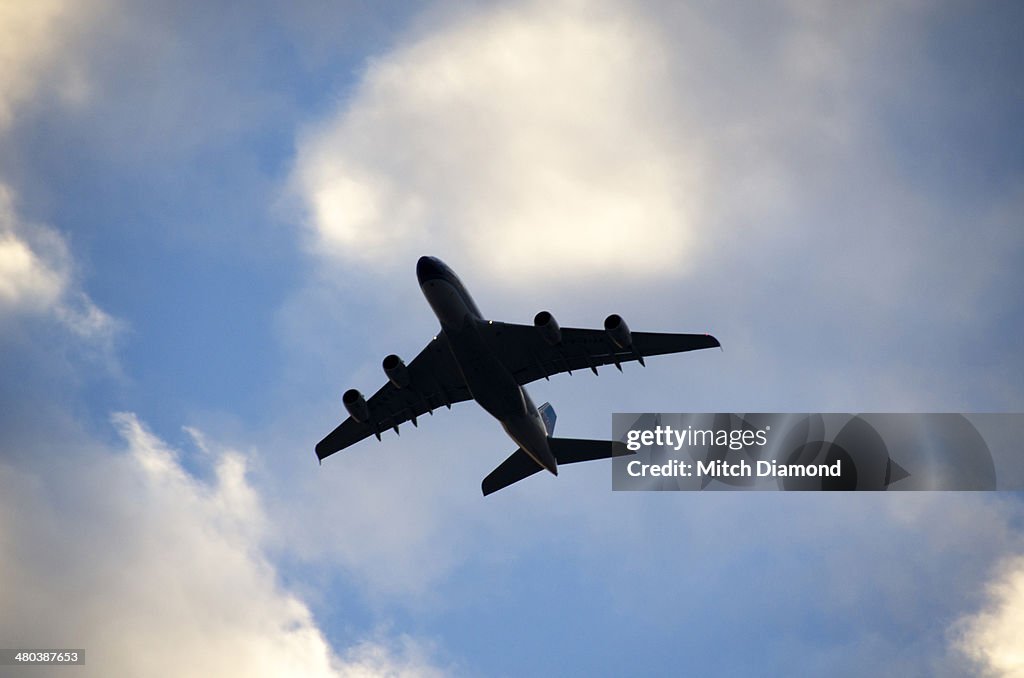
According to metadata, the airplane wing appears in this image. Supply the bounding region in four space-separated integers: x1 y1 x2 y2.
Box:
315 334 472 462
479 321 720 386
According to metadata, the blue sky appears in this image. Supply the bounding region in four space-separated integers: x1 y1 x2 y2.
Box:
1 1 1023 676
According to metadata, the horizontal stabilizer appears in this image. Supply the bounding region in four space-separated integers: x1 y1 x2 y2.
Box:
482 449 545 496
481 437 632 496
549 437 629 464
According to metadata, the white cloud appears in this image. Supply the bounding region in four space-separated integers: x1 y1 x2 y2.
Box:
0 184 119 344
338 636 448 678
286 0 982 309
0 3 116 347
268 417 492 597
0 185 67 312
0 412 446 678
0 227 64 310
953 555 1024 677
290 0 702 282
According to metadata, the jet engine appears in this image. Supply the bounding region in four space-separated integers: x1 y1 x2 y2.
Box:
382 354 411 389
342 388 370 422
534 310 562 345
604 314 632 349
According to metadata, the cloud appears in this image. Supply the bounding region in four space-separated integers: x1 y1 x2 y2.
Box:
0 0 94 130
337 636 448 678
279 1 1024 603
0 223 63 311
283 0 1024 422
0 3 117 348
0 184 119 345
0 412 446 678
276 0 1019 338
0 1 1018 674
290 0 702 282
953 554 1024 677
285 1 946 290
265 413 499 597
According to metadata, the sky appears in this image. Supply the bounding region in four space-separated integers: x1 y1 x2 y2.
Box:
1 0 1023 676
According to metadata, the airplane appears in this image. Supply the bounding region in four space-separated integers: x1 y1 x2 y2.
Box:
315 256 721 495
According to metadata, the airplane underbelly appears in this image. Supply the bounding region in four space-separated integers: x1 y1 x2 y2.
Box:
447 323 525 419
422 279 473 329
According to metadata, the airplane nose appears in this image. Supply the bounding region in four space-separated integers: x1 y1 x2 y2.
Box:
416 256 445 284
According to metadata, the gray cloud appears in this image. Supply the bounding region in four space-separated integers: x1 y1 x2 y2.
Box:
0 0 98 131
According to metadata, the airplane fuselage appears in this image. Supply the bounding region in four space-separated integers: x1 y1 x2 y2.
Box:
416 256 558 475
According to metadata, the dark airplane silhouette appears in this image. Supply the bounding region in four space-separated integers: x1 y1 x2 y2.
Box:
316 256 720 495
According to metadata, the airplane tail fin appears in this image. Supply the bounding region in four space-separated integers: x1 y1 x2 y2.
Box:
539 402 556 436
481 436 631 496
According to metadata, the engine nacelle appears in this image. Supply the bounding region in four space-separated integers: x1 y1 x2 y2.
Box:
604 313 632 349
342 388 370 423
534 310 562 346
382 354 411 389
